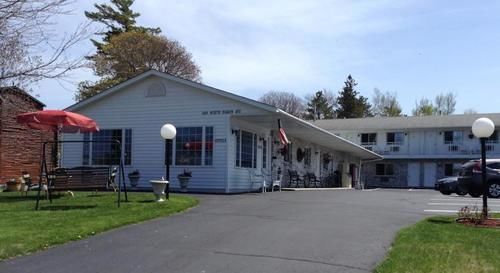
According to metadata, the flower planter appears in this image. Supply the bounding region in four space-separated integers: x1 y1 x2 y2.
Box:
6 179 20 192
178 175 191 192
128 175 140 187
149 180 169 202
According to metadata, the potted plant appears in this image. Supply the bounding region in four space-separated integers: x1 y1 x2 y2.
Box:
177 169 192 192
6 179 20 192
128 169 140 188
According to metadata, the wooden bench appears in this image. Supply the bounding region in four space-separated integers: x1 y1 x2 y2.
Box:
50 166 115 191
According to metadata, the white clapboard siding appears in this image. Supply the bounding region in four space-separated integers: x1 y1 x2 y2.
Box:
62 75 268 193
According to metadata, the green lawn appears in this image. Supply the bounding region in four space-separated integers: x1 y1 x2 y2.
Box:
375 215 500 273
0 191 198 260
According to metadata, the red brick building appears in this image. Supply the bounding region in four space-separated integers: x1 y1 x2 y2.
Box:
0 87 52 183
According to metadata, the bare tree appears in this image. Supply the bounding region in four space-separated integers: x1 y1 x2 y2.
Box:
259 91 305 117
435 92 457 115
463 108 478 114
371 88 402 117
412 97 435 116
0 0 89 86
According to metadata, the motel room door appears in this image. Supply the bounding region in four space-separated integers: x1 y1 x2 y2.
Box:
423 162 437 188
407 162 420 188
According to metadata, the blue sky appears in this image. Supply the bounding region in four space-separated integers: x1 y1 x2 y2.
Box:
37 0 500 115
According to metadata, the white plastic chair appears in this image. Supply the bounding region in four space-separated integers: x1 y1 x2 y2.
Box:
272 173 282 192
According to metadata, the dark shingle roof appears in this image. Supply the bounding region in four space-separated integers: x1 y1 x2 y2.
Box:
0 86 45 107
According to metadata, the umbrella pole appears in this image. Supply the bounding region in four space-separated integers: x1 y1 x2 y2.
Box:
35 142 46 210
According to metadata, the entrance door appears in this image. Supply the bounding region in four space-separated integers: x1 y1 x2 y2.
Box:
407 162 420 188
349 164 358 188
423 162 437 188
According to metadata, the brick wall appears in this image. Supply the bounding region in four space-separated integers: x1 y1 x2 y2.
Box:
0 88 52 183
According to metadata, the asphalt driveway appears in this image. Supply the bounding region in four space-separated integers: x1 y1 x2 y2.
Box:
1 189 438 273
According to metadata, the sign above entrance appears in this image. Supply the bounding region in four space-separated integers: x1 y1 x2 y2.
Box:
202 109 241 116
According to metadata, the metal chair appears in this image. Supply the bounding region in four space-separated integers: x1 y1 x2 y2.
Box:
288 170 304 188
306 172 321 188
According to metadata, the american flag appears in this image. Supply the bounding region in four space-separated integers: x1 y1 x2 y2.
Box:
278 119 289 145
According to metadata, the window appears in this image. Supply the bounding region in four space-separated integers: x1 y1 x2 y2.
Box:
175 127 214 166
486 130 498 144
82 133 90 165
235 130 257 168
304 147 312 167
361 133 377 145
205 127 213 165
253 134 257 168
235 131 240 167
444 164 454 176
488 162 500 170
262 139 267 169
375 164 394 176
83 129 132 165
387 132 404 145
444 131 463 144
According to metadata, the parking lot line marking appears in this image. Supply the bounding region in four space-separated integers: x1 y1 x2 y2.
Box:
424 209 500 213
427 202 500 207
430 198 500 202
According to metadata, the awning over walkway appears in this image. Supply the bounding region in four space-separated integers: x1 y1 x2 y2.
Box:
233 110 382 161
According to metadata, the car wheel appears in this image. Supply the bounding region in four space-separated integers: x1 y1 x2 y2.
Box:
456 185 468 196
488 182 500 198
439 190 452 195
469 190 482 198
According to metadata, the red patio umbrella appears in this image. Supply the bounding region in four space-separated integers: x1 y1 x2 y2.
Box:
16 110 99 133
16 110 99 168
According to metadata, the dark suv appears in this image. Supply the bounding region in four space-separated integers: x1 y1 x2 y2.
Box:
457 159 500 198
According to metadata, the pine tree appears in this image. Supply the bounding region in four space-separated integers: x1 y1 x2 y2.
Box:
304 90 335 120
336 75 372 118
85 0 160 54
76 0 201 101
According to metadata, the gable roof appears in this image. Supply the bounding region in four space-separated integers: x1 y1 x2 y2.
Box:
314 113 500 131
65 70 381 160
0 86 45 107
66 70 278 113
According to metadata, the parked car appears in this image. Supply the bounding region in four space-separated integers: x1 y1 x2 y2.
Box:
435 176 467 196
457 159 500 198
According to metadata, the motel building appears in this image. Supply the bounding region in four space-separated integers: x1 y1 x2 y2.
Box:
61 70 381 193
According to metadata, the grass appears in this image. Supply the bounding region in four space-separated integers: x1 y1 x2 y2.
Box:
0 191 198 260
375 214 500 273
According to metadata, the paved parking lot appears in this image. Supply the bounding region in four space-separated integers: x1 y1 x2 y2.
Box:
423 193 500 214
1 189 448 273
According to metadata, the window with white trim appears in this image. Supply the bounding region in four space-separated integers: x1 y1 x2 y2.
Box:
361 133 377 145
175 126 214 166
375 164 394 176
262 139 267 169
235 130 257 168
386 132 404 145
444 131 463 144
82 129 132 165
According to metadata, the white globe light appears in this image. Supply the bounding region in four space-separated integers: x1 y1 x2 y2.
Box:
160 124 177 139
472 117 495 138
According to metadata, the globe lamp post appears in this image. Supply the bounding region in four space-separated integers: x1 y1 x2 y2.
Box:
160 124 177 182
472 117 495 219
